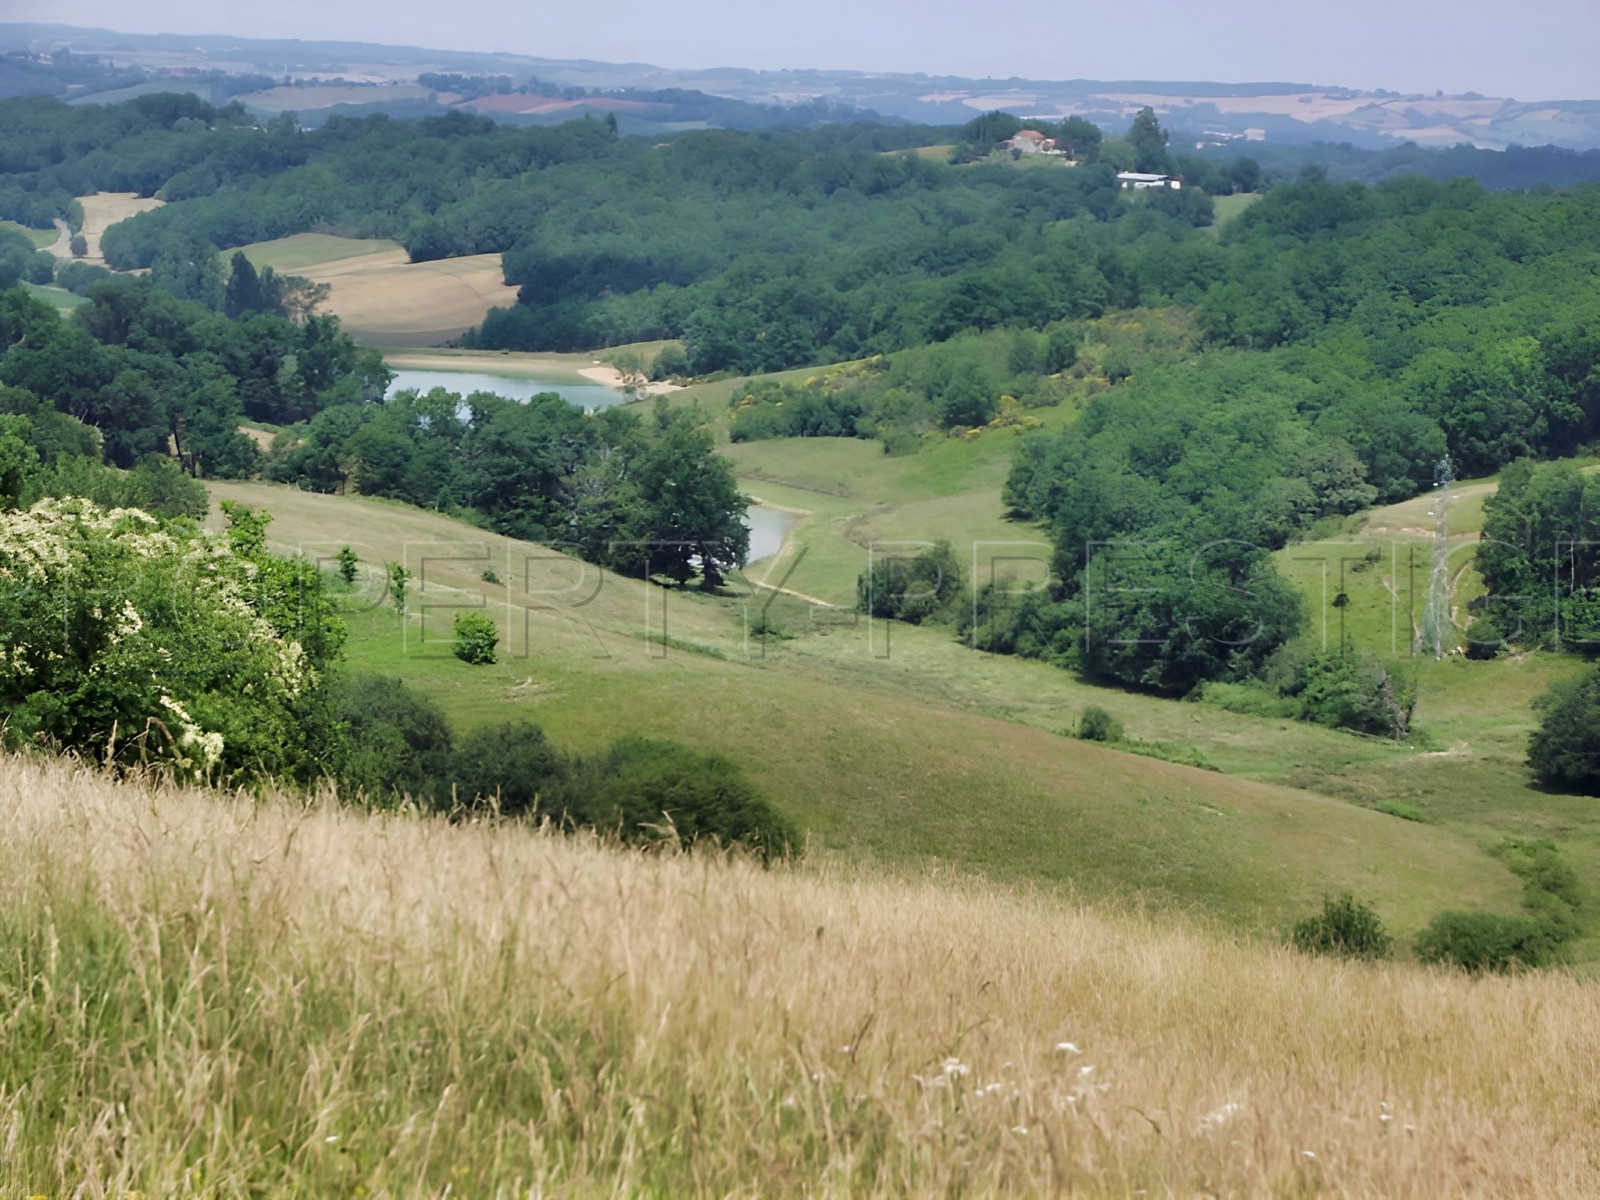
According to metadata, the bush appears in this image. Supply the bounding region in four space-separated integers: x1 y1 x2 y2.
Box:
0 498 336 782
1414 911 1559 973
1294 652 1414 738
1291 894 1392 961
1077 706 1123 743
650 343 689 380
857 539 963 624
336 545 359 585
1527 666 1600 794
335 675 453 804
452 610 499 664
591 737 796 859
1463 609 1507 660
446 721 569 817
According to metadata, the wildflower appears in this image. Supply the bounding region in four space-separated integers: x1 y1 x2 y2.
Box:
1301 1150 1317 1160
1011 1125 1029 1135
1055 1041 1081 1055
1077 1065 1094 1078
1196 1101 1240 1134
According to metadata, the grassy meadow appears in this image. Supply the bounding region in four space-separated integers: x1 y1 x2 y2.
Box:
1 219 57 249
239 232 403 272
200 373 1600 966
3 753 1597 1195
20 280 89 313
206 479 1559 953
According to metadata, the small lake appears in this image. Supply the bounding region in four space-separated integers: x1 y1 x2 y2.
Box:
385 369 629 411
745 505 798 565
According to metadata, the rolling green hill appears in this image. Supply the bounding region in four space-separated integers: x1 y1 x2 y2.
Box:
205 479 1539 949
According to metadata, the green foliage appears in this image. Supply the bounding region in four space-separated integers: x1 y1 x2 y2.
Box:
1375 800 1429 822
333 674 453 804
589 736 796 859
1414 911 1559 973
270 392 747 589
1499 838 1584 925
452 611 499 665
440 725 793 857
1076 706 1123 743
1528 666 1600 793
0 226 55 291
1291 894 1393 961
0 497 340 783
650 342 689 380
1287 651 1415 739
445 721 569 818
388 562 411 616
1416 839 1582 972
857 539 963 624
1198 649 1414 738
1479 460 1600 651
1127 107 1172 175
0 275 387 473
728 378 870 442
336 544 359 585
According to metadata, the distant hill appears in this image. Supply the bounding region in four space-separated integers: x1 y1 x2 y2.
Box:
5 21 1600 149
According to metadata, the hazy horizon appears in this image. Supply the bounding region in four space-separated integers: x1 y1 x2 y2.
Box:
6 0 1598 101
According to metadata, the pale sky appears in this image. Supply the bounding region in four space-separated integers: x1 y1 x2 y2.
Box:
6 0 1596 100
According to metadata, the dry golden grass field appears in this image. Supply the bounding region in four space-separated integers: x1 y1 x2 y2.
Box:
53 192 164 264
251 240 518 344
2 753 1597 1196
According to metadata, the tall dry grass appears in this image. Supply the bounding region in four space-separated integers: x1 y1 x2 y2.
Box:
0 753 1596 1197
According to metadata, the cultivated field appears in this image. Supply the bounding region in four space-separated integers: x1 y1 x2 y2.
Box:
239 231 402 272
266 244 518 344
55 192 164 264
2 753 1596 1195
233 83 440 112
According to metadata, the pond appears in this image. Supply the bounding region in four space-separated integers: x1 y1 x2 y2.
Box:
385 368 629 411
744 505 799 565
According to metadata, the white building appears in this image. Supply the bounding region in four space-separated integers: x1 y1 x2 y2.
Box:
1004 129 1057 155
1116 172 1181 190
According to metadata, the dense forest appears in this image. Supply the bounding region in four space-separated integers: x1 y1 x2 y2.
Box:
0 94 1232 373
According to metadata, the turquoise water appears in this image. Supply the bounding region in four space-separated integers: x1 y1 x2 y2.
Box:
385 368 628 411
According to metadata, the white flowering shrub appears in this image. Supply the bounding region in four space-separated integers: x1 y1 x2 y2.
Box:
0 497 340 781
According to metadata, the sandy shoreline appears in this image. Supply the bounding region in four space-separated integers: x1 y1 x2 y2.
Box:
576 364 680 395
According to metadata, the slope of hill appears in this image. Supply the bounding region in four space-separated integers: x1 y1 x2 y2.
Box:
2 751 1595 1194
202 479 1530 944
